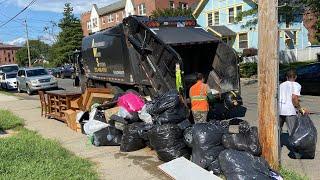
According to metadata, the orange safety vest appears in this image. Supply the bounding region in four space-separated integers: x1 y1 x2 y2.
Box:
190 81 209 111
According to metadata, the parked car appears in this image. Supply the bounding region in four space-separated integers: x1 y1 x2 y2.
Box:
55 65 74 79
16 67 58 95
280 62 320 95
0 64 19 84
1 72 17 90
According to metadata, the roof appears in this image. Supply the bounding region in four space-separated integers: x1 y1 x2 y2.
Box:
150 27 220 45
19 67 45 70
0 43 20 49
207 26 236 37
97 0 126 16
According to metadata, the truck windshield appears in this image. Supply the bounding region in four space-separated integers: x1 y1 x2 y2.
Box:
6 73 17 79
0 65 19 73
26 69 48 77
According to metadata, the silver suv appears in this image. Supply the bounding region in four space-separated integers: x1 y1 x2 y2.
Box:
17 67 58 95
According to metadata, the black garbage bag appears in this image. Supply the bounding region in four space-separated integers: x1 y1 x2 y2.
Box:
288 115 317 159
120 122 147 152
183 127 193 148
92 126 123 146
147 90 180 115
219 149 271 180
208 159 222 175
222 127 262 156
93 109 107 123
149 124 190 162
224 91 243 110
177 119 192 130
191 123 228 169
155 104 187 125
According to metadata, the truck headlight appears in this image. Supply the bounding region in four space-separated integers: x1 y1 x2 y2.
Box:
31 80 38 85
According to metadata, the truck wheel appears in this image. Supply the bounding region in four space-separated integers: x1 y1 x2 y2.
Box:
26 85 33 95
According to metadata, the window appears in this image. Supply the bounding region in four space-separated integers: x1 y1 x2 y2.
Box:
169 1 175 9
228 7 235 23
4 57 6 61
239 33 248 49
122 11 125 18
293 31 297 45
102 17 106 24
207 13 213 26
108 14 114 23
116 14 119 22
87 20 91 30
236 6 242 21
214 11 219 25
179 2 188 10
92 18 98 28
137 3 146 15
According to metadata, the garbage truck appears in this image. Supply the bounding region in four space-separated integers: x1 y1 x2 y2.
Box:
81 16 240 98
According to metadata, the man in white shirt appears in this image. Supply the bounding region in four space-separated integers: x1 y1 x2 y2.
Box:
279 69 308 134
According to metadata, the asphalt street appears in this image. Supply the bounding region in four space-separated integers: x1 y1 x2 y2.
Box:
1 78 77 100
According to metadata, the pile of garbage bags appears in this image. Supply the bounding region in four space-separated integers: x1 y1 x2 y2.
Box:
78 89 318 179
80 90 191 162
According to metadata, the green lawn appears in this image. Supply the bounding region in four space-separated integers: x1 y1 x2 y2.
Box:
280 167 309 180
0 109 24 130
0 110 99 180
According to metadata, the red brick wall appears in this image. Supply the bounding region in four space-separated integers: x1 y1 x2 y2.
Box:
100 9 125 30
81 12 91 36
133 0 156 16
303 10 318 43
0 47 19 65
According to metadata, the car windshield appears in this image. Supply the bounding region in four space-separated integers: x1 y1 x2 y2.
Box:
6 73 17 79
26 69 48 77
0 65 19 73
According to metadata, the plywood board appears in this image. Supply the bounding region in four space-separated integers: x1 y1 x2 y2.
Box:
158 157 222 180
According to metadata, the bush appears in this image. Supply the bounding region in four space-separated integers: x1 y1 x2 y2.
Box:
239 62 257 78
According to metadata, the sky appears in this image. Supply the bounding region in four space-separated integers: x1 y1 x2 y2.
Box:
0 0 118 45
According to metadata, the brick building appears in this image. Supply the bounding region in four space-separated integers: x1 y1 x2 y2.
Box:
81 0 199 36
0 43 20 65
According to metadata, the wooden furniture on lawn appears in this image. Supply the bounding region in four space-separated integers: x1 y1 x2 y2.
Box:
38 91 49 117
47 90 82 122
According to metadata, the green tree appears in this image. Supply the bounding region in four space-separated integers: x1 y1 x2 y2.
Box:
50 3 83 66
236 1 304 28
15 40 50 66
302 0 320 43
151 8 193 18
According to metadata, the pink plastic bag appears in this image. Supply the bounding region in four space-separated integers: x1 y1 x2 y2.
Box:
117 92 145 112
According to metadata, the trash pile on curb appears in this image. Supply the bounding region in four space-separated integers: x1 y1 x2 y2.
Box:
74 89 316 179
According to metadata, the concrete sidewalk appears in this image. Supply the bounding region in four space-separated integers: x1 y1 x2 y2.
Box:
0 94 169 180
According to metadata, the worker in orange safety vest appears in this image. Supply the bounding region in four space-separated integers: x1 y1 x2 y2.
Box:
189 73 212 123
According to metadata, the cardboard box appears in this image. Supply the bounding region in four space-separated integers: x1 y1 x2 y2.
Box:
85 93 114 110
104 106 120 121
70 96 83 110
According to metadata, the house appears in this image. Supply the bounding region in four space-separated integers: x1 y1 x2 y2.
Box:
81 0 200 36
0 43 20 65
193 0 310 52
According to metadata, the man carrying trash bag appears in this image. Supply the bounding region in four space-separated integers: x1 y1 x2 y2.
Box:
279 69 309 134
189 73 214 123
279 69 317 159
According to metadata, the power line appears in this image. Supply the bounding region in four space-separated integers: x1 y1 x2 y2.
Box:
0 0 37 28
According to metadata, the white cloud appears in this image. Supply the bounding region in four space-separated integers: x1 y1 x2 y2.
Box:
5 37 26 46
7 0 119 14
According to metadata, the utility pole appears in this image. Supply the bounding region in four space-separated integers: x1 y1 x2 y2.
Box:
258 0 279 170
25 19 31 67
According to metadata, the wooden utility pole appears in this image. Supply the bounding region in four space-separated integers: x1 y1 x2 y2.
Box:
258 0 279 169
25 19 31 67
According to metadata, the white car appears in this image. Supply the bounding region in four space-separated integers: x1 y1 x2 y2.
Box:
1 72 18 90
